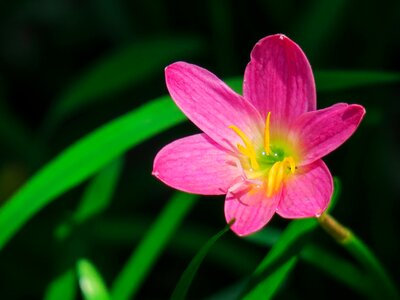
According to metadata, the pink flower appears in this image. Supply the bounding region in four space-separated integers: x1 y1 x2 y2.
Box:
153 34 365 236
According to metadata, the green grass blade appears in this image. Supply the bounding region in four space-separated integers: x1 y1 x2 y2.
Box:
227 71 400 95
241 218 318 300
315 70 400 91
170 221 233 300
73 156 123 224
300 244 375 299
43 269 77 300
244 227 281 248
295 0 347 60
0 96 185 251
245 176 341 248
230 75 374 97
55 156 124 240
205 280 247 300
225 77 242 94
84 216 258 276
110 192 197 300
77 259 110 300
45 36 204 129
343 233 400 299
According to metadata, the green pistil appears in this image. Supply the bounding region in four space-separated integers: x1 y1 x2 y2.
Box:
257 146 286 169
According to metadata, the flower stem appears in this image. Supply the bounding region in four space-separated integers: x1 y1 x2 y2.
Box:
318 213 399 300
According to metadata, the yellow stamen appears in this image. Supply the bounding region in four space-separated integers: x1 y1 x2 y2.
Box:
264 112 272 155
267 161 281 197
267 156 296 197
284 157 296 173
229 125 260 170
275 162 286 192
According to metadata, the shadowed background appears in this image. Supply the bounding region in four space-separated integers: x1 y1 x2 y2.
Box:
0 0 399 299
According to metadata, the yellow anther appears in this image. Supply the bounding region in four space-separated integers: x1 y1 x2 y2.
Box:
264 112 272 155
283 157 296 173
229 125 259 170
275 162 286 192
266 161 280 197
237 144 250 157
266 156 297 197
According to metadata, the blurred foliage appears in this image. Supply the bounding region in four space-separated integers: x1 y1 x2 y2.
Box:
0 0 399 299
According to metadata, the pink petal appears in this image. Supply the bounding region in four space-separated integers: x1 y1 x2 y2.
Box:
153 133 240 195
165 62 263 151
225 184 280 236
243 34 316 127
290 103 366 165
277 159 333 218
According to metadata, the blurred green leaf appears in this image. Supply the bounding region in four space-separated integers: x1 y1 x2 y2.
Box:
301 244 374 298
0 96 185 251
84 216 258 276
227 71 400 96
241 218 318 300
328 176 341 212
243 227 281 248
77 259 110 300
55 156 123 240
343 232 400 299
45 36 205 129
43 269 77 300
245 177 341 248
111 192 197 300
73 156 123 224
170 221 233 300
205 280 247 300
295 0 347 60
225 77 242 94
315 70 400 92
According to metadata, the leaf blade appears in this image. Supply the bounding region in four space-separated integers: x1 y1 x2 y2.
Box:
111 192 197 300
74 156 123 224
241 218 318 300
46 36 205 129
0 96 185 251
77 259 110 300
315 70 400 91
170 222 233 300
43 269 77 300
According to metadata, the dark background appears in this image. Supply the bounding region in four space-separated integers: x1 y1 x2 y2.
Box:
0 0 399 299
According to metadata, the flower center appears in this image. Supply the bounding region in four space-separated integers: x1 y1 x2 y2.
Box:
229 112 296 197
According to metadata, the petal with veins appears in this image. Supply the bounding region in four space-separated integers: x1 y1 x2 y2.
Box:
289 103 366 165
225 184 280 236
165 62 263 151
243 34 316 128
153 133 240 195
277 160 333 218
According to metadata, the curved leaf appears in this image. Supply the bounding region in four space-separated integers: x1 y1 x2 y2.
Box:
45 36 204 129
241 218 318 300
43 269 77 300
111 192 197 300
315 70 400 91
77 259 110 300
73 156 123 224
0 96 185 251
170 221 233 300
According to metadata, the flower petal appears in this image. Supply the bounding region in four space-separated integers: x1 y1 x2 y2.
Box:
243 34 316 126
225 184 280 236
153 133 240 195
277 159 333 218
290 103 366 165
165 62 263 151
